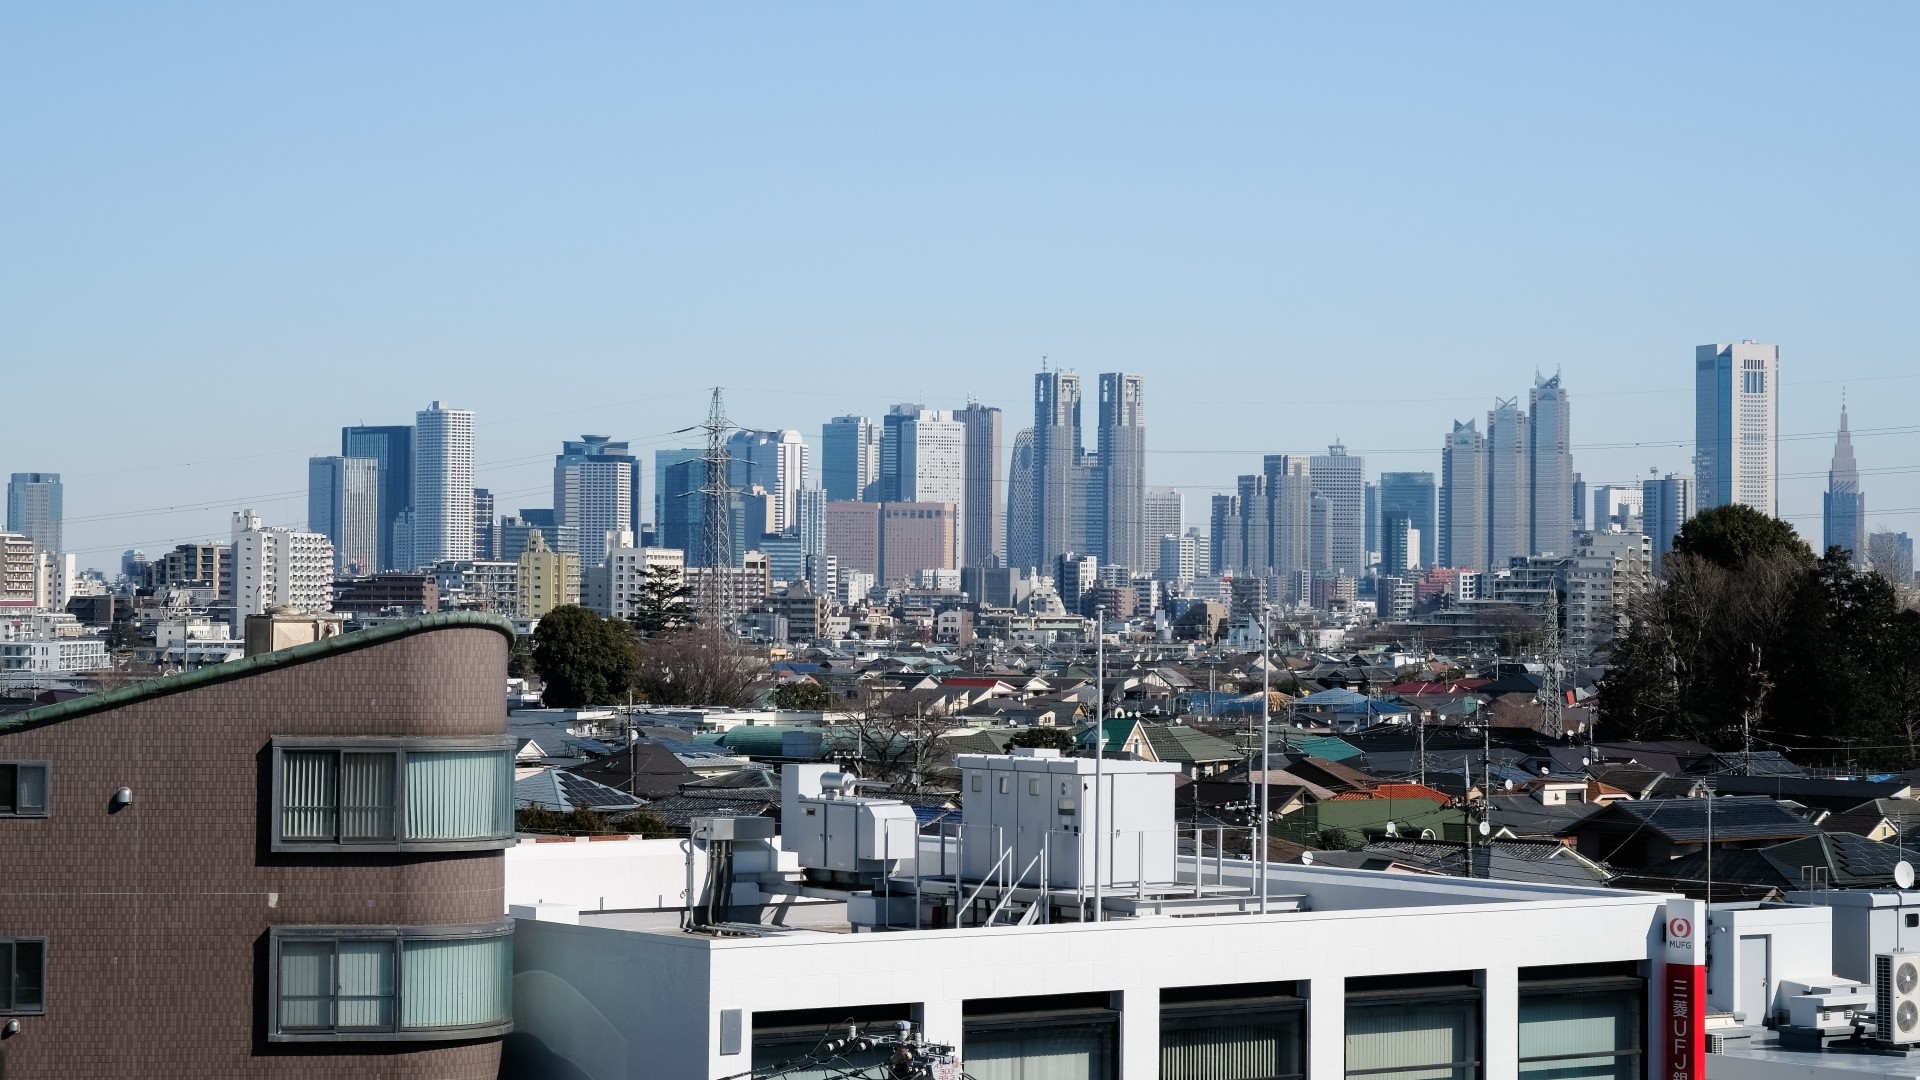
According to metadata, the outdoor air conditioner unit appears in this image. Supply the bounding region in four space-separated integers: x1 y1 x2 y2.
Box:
1876 952 1920 1044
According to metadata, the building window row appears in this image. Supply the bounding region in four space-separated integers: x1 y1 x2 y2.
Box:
272 737 515 852
270 923 513 1042
0 938 45 1015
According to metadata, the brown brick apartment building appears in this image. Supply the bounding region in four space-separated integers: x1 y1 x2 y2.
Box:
0 612 517 1078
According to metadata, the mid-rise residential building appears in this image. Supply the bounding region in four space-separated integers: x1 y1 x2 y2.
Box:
1568 530 1654 661
1440 419 1488 571
229 509 334 633
956 403 1004 568
5 472 62 560
472 487 496 560
1376 574 1415 620
1824 404 1867 566
1155 530 1197 586
32 551 76 612
606 541 686 622
1309 442 1365 575
1380 511 1415 577
340 424 414 572
433 559 518 614
1378 471 1437 571
0 533 39 610
516 532 579 618
409 401 476 567
555 435 639 568
307 455 380 574
330 572 439 617
1590 484 1643 533
0 613 517 1077
821 415 881 502
1695 340 1779 515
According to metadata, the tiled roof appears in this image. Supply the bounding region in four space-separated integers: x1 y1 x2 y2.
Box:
1590 795 1819 843
515 768 649 813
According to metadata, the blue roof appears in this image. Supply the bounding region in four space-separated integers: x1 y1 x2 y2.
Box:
1297 688 1370 706
1285 734 1364 762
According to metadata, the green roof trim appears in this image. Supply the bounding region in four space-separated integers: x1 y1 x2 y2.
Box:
0 611 517 736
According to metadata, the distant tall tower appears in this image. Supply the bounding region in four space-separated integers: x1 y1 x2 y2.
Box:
879 404 925 504
898 409 966 560
1486 398 1530 568
1098 373 1146 572
1310 442 1366 575
555 436 639 567
409 401 476 567
955 403 1004 567
342 425 413 571
1528 374 1573 556
1824 402 1867 565
1379 472 1437 571
5 473 62 560
822 415 881 502
1695 341 1780 516
1642 473 1696 575
1142 487 1184 575
1440 420 1488 571
1005 428 1039 571
1033 369 1084 568
726 430 807 535
307 456 379 574
1263 455 1313 580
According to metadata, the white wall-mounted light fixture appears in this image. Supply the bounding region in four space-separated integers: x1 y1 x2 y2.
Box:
3 1017 20 1035
112 786 133 809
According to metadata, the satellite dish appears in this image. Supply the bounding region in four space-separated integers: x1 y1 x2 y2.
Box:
1898 861 1916 891
1420 828 1436 840
1300 851 1315 866
1504 779 1515 792
1478 820 1491 837
1384 821 1399 837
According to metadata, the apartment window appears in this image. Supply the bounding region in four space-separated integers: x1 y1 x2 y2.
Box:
1162 982 1305 1080
269 923 512 1041
1345 973 1480 1080
1 939 46 1014
271 737 514 852
0 762 49 817
1518 965 1644 1080
752 1004 910 1079
965 992 1117 1080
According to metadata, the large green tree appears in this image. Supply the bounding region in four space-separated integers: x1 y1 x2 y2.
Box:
628 564 694 637
1673 503 1814 570
774 680 834 711
531 605 638 708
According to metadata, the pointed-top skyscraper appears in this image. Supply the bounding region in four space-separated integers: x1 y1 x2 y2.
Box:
1824 400 1867 565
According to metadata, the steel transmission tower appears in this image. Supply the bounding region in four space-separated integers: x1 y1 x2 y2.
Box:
699 387 736 635
1541 586 1564 739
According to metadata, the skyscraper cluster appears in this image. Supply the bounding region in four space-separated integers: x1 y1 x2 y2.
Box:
1438 374 1576 573
1007 370 1148 574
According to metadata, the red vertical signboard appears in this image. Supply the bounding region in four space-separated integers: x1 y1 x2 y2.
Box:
1664 897 1707 1080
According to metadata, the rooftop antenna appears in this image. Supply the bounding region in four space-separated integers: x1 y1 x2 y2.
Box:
699 388 737 636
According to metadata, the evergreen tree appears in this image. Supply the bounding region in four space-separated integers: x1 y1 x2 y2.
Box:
531 605 638 708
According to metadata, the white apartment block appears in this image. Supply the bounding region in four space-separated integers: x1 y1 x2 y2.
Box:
607 541 687 622
0 636 109 674
1567 530 1652 662
1156 531 1197 586
230 509 335 632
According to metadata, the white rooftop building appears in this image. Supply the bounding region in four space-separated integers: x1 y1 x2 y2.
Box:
504 753 1675 1080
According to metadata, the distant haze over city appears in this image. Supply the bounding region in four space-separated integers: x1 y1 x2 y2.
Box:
6 6 1917 564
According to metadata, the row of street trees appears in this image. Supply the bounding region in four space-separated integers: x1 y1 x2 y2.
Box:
1599 505 1920 767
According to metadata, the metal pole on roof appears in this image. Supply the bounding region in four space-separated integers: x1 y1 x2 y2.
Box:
1260 604 1271 914
1093 604 1105 924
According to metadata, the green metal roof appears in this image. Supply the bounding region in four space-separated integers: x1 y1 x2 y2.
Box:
0 611 516 736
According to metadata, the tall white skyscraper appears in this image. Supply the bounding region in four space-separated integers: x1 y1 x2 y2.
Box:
728 429 808 535
230 508 335 632
1695 341 1779 516
555 436 637 567
1527 374 1573 557
307 456 379 574
1098 373 1147 573
1309 443 1366 575
899 410 967 560
1142 487 1184 575
1487 398 1530 568
410 401 476 567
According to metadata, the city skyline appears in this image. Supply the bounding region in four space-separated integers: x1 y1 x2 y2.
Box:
8 7 1920 564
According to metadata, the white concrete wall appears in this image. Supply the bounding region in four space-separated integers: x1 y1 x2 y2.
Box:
507 837 708 913
1705 904 1833 1023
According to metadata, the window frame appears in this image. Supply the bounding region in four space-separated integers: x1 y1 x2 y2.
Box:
1344 977 1483 1080
0 760 50 818
1516 974 1645 1080
269 736 516 853
0 937 47 1015
266 921 513 1043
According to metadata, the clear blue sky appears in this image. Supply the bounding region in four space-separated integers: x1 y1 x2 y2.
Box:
5 4 1917 565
